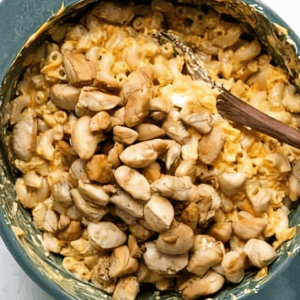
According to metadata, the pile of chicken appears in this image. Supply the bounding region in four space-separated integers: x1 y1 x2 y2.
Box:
8 1 300 299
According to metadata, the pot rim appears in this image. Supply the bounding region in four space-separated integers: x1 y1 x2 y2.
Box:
0 1 299 299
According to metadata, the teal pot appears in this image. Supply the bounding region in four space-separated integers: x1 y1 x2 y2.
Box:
0 1 300 299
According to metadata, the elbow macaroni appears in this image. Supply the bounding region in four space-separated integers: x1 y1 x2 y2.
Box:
8 0 300 298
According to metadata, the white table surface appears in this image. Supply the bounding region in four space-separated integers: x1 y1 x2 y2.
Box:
0 0 299 299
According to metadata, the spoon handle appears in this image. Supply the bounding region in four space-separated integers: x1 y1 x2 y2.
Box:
217 90 300 149
155 31 300 150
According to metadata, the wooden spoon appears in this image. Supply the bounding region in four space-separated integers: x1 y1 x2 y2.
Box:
155 31 300 150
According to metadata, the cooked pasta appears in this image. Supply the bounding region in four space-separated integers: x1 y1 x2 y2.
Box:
7 1 300 299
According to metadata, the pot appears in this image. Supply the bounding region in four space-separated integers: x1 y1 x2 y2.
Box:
0 0 300 299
